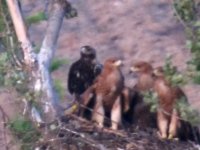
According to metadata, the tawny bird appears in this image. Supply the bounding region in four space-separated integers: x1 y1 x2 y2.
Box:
153 66 188 139
90 57 124 130
129 61 156 128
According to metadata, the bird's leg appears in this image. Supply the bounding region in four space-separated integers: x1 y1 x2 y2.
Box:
157 109 168 139
79 86 94 117
111 96 122 130
121 88 131 113
92 94 104 128
168 109 179 139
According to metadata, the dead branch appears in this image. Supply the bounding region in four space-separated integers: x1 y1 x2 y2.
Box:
6 0 36 66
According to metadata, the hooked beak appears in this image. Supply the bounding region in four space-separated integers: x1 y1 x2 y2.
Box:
129 67 139 78
153 68 160 75
129 66 140 73
114 60 123 67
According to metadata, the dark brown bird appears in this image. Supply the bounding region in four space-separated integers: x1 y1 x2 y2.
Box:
153 66 187 139
129 61 156 128
90 57 124 130
67 45 102 98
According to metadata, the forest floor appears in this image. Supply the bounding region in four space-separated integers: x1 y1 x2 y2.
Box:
0 0 200 149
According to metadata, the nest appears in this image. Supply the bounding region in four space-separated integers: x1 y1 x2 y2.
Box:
33 114 200 150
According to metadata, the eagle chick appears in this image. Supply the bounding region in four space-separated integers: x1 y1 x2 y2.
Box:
67 45 102 98
92 57 124 130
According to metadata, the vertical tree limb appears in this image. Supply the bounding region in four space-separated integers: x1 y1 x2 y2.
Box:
6 0 69 121
37 0 69 117
6 0 36 65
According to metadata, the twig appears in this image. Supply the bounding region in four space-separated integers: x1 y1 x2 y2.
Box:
0 105 9 150
60 126 109 150
69 114 127 137
170 0 196 39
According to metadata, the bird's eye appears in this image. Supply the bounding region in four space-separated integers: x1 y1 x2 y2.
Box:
135 65 140 68
113 59 117 63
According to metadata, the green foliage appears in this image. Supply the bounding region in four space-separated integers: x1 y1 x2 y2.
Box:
163 55 186 86
0 2 6 33
0 0 12 34
193 73 200 84
0 52 9 85
49 58 68 73
0 2 42 149
162 56 200 125
142 90 158 112
143 55 200 125
143 90 200 125
1 66 31 96
174 0 196 22
174 0 200 84
26 12 47 25
176 98 200 125
0 16 5 32
9 117 41 150
54 79 65 100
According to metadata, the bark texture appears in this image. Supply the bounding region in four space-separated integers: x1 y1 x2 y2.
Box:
6 0 68 121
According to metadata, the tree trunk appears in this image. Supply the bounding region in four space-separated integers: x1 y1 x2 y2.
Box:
6 0 36 66
6 0 68 122
38 0 67 118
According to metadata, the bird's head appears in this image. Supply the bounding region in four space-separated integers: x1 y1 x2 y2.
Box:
153 66 165 77
80 45 96 63
104 57 123 68
130 61 153 74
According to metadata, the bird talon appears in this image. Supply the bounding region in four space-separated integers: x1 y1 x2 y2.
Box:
157 131 167 139
96 122 104 128
168 134 173 140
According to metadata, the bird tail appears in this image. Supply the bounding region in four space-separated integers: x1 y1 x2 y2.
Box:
178 120 200 145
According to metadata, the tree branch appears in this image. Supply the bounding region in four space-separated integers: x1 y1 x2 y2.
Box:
6 0 69 122
6 0 36 66
37 0 69 117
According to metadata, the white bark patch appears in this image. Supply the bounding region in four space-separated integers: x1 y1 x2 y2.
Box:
22 98 28 115
44 101 51 113
7 0 68 122
36 2 67 117
34 78 42 92
31 106 44 123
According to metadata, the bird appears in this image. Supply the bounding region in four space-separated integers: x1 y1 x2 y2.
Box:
153 66 190 139
153 66 188 139
67 45 103 99
81 57 124 130
78 84 96 120
130 61 154 91
154 67 200 143
153 66 187 101
129 61 157 128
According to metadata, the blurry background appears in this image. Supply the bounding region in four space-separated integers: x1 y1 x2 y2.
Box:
21 0 200 110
